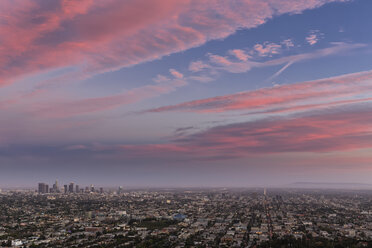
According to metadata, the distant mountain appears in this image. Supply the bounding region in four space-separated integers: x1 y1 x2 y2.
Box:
285 182 372 189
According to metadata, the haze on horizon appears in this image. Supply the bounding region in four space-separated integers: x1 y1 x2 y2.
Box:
1 0 372 188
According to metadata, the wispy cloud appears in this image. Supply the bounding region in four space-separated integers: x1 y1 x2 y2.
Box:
32 79 187 118
169 69 184 79
13 43 365 119
306 30 323 45
229 49 251 61
65 104 372 161
188 60 212 72
188 42 365 76
0 0 348 87
144 69 372 115
253 42 282 57
281 39 295 48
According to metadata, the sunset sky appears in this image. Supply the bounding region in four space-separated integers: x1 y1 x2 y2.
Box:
1 0 372 187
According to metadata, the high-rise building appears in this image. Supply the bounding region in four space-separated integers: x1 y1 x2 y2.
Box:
38 183 45 193
100 187 104 194
75 185 79 193
69 182 74 193
90 184 95 193
64 185 68 194
53 179 59 193
118 186 123 194
38 183 49 194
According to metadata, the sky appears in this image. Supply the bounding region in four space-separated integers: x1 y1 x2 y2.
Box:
1 0 372 187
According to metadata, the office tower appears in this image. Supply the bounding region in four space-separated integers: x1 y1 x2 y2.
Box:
118 186 123 194
53 179 59 193
38 183 45 193
85 186 89 193
100 187 104 194
75 185 79 194
264 188 267 196
64 185 68 194
69 182 74 193
38 183 49 194
90 184 95 192
38 183 43 193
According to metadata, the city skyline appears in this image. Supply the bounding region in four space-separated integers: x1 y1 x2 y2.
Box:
1 0 372 187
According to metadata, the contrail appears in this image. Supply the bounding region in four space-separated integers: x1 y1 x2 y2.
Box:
267 60 294 83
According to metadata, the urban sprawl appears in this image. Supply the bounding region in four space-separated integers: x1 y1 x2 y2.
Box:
1 183 372 247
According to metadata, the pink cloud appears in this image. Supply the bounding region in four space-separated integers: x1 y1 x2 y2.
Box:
153 74 171 83
229 49 251 61
183 106 372 154
281 39 295 48
247 97 372 115
253 42 282 57
188 43 365 76
208 54 258 73
145 69 372 115
89 104 372 161
306 34 319 45
188 60 212 72
33 79 187 118
0 88 46 109
306 30 323 45
0 0 348 87
169 69 184 79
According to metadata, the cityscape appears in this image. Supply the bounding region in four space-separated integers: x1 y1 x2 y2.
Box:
36 181 115 195
2 186 372 247
1 0 372 247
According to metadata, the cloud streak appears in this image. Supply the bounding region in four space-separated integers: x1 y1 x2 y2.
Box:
29 43 363 118
145 69 372 115
65 104 372 161
201 42 365 75
32 79 187 118
0 0 349 87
